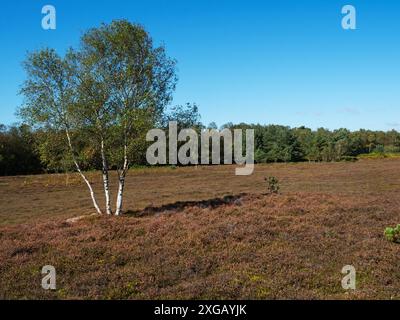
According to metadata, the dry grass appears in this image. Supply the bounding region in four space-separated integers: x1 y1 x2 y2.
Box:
1 159 400 299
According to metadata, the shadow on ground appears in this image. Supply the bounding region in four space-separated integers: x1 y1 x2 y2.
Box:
125 193 248 217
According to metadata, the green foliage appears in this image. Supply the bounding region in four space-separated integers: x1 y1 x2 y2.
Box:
164 103 202 131
249 124 303 163
384 225 400 243
5 121 400 175
255 149 268 164
0 124 42 176
265 176 280 194
77 20 177 171
252 125 400 164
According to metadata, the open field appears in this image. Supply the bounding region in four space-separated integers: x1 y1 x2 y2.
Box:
1 159 400 299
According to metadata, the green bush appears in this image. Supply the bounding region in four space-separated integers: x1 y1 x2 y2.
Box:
384 225 400 243
265 176 280 194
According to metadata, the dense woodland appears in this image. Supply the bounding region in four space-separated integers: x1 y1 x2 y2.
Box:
2 114 400 176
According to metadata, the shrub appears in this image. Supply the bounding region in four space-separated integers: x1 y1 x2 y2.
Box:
384 225 400 243
265 176 280 194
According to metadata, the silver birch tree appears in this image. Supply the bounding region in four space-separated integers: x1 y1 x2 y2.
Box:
20 20 177 216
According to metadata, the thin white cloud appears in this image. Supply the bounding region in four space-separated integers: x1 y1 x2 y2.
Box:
386 122 400 127
338 107 360 115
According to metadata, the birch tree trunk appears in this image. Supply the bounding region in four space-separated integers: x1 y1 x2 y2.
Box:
115 145 129 216
101 139 113 215
65 128 103 215
115 173 126 216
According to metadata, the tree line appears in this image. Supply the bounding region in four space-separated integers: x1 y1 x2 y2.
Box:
232 124 400 163
2 119 400 176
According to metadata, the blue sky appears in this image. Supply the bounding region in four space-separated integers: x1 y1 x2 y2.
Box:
1 0 399 130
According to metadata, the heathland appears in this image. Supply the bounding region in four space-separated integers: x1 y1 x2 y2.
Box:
0 158 399 299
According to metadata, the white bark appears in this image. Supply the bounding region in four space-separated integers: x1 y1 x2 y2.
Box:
75 165 103 215
65 128 103 215
115 145 128 216
115 175 126 216
101 140 113 215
